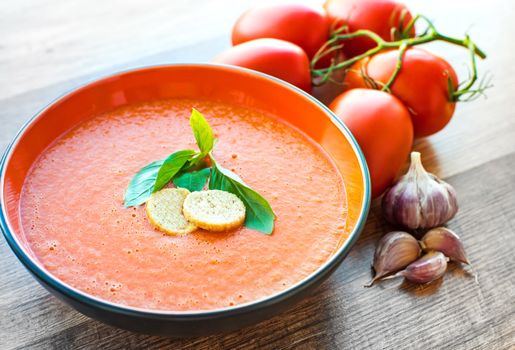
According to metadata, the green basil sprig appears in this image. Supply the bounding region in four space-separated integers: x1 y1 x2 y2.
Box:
123 108 275 234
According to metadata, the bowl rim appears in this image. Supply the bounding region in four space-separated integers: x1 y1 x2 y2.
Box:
0 63 371 319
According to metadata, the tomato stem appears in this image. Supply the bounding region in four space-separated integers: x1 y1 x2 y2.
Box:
381 42 408 92
450 37 492 101
311 14 488 101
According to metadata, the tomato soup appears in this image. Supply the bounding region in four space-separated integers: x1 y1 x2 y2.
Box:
19 98 347 311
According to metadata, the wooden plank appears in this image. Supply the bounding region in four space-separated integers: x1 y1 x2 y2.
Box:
0 0 319 100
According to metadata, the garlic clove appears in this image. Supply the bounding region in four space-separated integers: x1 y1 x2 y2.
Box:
365 231 421 287
382 152 459 230
394 251 448 284
420 227 469 264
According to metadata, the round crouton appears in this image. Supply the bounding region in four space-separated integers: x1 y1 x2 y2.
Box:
183 190 246 232
146 188 197 235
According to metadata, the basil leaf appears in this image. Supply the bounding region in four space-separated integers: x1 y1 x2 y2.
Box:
124 159 164 207
190 108 214 155
209 161 275 234
173 168 211 192
153 150 197 191
124 150 196 207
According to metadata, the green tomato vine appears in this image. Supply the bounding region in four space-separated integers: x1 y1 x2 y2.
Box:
310 14 491 102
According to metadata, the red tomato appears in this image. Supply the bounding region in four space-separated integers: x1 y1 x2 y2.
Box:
213 38 312 92
232 4 330 59
324 0 414 57
344 48 458 137
329 89 413 198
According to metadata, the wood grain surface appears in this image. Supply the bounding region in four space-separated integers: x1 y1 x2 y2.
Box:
1 0 514 349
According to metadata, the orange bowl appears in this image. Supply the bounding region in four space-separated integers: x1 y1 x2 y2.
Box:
0 64 370 336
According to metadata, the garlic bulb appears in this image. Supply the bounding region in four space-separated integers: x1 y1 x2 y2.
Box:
382 152 458 230
365 231 421 287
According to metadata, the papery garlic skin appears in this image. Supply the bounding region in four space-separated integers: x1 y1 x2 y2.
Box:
421 227 469 264
382 152 458 230
366 231 421 286
397 251 448 284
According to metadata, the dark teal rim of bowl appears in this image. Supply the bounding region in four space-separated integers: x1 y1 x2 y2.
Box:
0 64 371 320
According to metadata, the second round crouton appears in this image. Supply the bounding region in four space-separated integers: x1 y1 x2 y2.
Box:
183 190 246 231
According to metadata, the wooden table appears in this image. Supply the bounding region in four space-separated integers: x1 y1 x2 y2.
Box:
1 0 514 349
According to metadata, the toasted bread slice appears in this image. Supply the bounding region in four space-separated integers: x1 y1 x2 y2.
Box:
183 190 246 232
146 188 197 235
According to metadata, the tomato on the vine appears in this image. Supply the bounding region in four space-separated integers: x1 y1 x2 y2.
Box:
231 4 330 60
323 0 415 57
344 47 459 137
329 89 414 198
212 38 312 92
